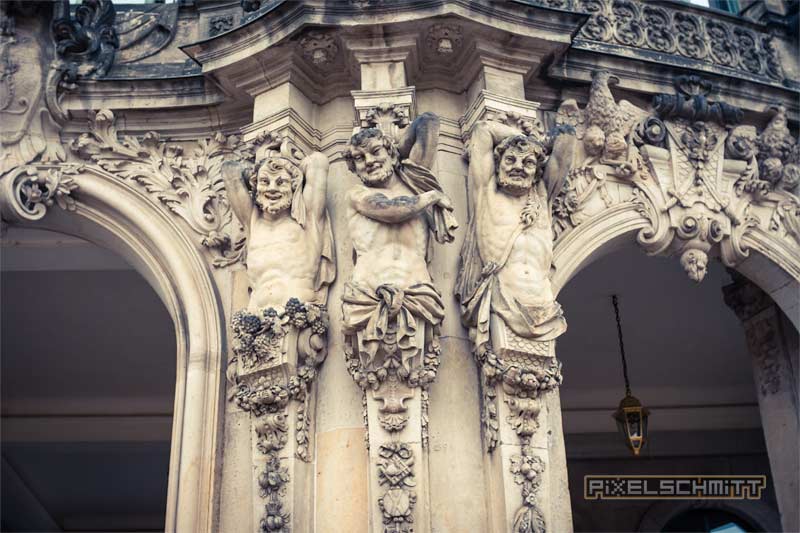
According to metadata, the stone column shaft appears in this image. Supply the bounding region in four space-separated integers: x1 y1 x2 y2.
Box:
724 277 799 533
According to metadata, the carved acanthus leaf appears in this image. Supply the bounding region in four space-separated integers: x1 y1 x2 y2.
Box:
70 109 249 267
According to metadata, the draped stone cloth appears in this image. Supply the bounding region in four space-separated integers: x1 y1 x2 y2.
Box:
342 282 445 370
396 159 458 251
456 216 566 354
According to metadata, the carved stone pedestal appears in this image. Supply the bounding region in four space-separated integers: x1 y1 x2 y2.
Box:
344 317 439 533
230 302 329 533
477 328 571 533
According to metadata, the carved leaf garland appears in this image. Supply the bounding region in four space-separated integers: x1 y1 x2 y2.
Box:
70 109 248 267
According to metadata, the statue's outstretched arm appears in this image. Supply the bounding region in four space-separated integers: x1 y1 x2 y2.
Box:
222 160 254 231
350 188 450 224
301 151 329 220
397 112 440 169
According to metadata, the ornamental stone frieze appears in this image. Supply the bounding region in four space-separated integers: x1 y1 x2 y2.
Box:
528 0 788 85
222 133 335 533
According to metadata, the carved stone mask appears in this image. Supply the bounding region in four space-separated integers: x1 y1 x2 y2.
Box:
350 137 397 187
497 147 539 197
254 161 296 215
680 248 708 283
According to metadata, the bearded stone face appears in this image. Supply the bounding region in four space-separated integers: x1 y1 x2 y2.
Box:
254 163 294 215
349 137 397 187
497 147 539 197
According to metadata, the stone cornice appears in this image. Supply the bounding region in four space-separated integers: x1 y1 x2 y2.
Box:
179 0 584 73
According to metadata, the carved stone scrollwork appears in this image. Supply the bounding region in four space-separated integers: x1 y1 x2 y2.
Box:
1 3 65 176
361 103 410 141
0 165 79 223
48 0 119 122
568 0 785 82
209 15 234 37
70 109 248 267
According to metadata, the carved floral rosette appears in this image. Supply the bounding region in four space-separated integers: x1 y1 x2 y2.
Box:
229 298 329 533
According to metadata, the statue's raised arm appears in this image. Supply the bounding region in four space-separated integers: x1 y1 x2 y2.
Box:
222 160 254 233
397 111 440 169
301 151 330 224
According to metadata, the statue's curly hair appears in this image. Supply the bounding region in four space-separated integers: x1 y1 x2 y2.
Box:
248 157 303 199
493 134 546 181
343 128 399 173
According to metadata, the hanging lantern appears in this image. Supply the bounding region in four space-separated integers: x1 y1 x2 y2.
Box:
610 295 650 456
613 394 650 456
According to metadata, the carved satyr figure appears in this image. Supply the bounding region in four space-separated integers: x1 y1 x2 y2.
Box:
222 137 335 531
342 112 457 422
456 121 576 358
223 139 335 310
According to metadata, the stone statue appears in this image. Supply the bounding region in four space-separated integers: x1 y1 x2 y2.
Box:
222 135 335 310
456 121 576 360
342 111 457 425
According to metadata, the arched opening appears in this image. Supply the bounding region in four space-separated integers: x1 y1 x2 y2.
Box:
1 227 176 531
555 243 782 532
0 166 225 532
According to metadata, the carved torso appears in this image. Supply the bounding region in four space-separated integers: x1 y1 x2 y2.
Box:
476 179 554 306
347 180 431 291
247 211 323 310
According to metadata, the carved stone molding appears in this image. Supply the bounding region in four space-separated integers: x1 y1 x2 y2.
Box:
70 109 249 267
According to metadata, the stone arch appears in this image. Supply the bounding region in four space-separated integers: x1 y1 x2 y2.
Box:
1 166 224 533
552 204 800 330
636 499 781 532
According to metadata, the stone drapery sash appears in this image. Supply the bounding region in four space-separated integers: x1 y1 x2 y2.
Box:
459 220 565 352
343 282 445 370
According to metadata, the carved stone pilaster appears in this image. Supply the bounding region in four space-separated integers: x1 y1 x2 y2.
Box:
723 275 799 533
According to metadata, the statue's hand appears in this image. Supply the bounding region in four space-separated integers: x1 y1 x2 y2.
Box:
434 191 454 211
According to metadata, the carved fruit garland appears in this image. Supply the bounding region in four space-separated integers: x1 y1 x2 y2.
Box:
70 109 247 267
